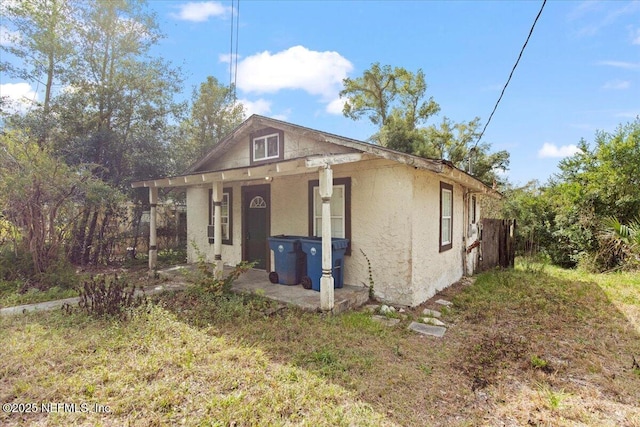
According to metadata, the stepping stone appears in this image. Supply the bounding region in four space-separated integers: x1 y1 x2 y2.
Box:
380 304 396 314
408 321 446 338
422 308 441 318
435 299 453 307
422 317 445 326
363 304 379 313
372 315 401 327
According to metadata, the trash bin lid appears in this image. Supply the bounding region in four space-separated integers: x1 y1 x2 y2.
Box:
331 238 349 250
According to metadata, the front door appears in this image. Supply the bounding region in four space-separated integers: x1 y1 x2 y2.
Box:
243 184 270 270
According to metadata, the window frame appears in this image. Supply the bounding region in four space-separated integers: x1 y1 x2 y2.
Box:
439 182 453 252
208 187 233 245
470 195 477 224
249 127 284 165
308 177 351 255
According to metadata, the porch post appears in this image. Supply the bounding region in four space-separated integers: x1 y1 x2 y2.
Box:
149 187 158 270
319 166 334 312
212 181 224 274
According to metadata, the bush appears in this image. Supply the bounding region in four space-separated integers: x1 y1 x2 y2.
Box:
189 259 254 296
0 244 78 291
187 242 255 295
77 274 146 319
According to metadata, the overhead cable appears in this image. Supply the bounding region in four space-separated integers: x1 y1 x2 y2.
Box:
475 0 547 147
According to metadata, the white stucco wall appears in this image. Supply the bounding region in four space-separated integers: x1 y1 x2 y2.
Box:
186 186 210 263
409 171 465 306
186 183 243 265
334 160 415 306
185 157 481 306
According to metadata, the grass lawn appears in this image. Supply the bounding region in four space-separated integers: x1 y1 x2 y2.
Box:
1 261 638 426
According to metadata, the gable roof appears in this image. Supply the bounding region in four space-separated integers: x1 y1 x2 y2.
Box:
134 114 500 197
187 114 447 174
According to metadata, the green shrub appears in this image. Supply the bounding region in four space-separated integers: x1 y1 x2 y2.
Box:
187 242 254 296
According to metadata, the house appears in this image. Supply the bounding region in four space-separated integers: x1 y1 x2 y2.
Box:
132 115 500 309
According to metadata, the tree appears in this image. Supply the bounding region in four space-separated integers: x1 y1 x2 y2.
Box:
340 63 440 145
340 63 509 186
547 118 640 269
172 77 245 173
417 117 510 186
0 0 77 145
0 130 110 280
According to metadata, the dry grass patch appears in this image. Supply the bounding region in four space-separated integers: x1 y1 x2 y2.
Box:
0 305 394 426
2 261 639 426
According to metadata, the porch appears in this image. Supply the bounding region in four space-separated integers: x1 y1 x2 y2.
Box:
158 265 370 314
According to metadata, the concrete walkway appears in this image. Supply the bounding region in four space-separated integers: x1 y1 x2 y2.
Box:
1 265 370 316
0 296 82 316
0 278 188 316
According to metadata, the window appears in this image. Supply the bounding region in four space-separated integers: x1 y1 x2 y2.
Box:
313 185 345 238
467 195 477 237
308 177 351 255
253 134 279 161
470 195 477 224
250 128 284 164
208 188 232 245
440 182 453 252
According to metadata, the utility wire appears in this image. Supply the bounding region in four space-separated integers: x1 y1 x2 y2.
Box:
474 0 546 148
229 0 234 90
233 0 240 100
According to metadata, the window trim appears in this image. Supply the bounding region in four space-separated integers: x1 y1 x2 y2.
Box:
249 127 284 165
208 187 233 245
471 195 477 224
439 182 453 252
308 177 351 256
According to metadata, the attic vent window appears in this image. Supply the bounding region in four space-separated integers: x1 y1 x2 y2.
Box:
253 133 279 161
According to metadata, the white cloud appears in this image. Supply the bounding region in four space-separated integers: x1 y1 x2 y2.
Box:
538 142 582 159
218 53 240 64
237 98 272 117
603 79 631 90
0 82 38 113
597 60 640 70
171 2 230 22
270 111 290 121
236 45 353 101
326 97 346 115
0 25 20 46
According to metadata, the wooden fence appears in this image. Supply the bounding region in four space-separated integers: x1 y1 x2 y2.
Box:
478 219 516 271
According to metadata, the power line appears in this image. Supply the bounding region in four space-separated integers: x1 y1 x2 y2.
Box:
475 0 546 148
233 0 239 100
229 0 234 89
228 0 240 100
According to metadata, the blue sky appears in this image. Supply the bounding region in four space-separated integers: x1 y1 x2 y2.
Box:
2 1 639 185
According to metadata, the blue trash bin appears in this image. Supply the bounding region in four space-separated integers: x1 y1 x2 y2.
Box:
267 235 305 285
299 237 349 291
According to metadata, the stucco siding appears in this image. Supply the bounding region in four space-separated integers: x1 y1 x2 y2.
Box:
333 160 415 306
410 171 464 306
186 186 209 263
185 158 472 307
186 184 243 265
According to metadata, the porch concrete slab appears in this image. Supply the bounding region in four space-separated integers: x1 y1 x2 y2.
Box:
231 268 369 314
